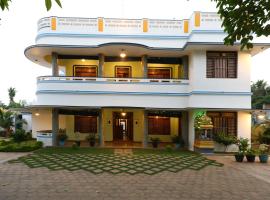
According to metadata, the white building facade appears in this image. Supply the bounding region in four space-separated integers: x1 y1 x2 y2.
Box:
25 12 269 150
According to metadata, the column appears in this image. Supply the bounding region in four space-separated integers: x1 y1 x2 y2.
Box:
52 108 59 146
182 56 189 79
51 52 59 76
181 111 189 147
143 110 148 148
98 54 104 77
142 55 148 78
188 110 195 151
99 110 104 146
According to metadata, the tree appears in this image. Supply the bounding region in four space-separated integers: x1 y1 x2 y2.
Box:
0 108 14 137
212 0 270 49
251 80 270 109
8 87 16 105
0 0 62 11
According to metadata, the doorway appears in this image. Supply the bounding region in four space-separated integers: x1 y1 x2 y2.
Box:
113 112 133 141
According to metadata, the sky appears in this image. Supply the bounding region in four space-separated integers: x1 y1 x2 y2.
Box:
0 0 269 104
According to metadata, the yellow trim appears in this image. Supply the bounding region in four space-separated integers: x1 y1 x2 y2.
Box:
184 20 189 33
194 140 214 148
51 17 57 30
143 19 148 33
195 12 201 27
98 18 104 32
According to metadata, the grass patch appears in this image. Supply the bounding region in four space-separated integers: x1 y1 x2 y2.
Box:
133 148 197 156
34 147 114 154
0 140 42 152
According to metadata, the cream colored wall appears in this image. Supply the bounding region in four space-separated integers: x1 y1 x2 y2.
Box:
148 117 179 142
103 61 143 78
31 108 66 138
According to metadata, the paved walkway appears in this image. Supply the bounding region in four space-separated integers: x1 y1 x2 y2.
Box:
1 154 270 200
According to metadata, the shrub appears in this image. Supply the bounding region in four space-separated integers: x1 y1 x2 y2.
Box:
236 138 249 154
57 131 68 141
171 135 185 145
259 128 270 144
12 129 27 143
0 141 42 152
259 144 269 155
213 132 237 151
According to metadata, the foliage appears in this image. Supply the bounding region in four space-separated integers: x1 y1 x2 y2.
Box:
0 0 62 11
213 132 237 151
194 112 213 130
57 129 68 141
246 148 256 156
171 135 185 145
212 0 270 49
165 145 173 152
86 133 96 141
0 108 14 136
251 80 270 109
252 124 266 143
236 138 249 154
8 87 16 105
150 137 160 143
12 129 27 143
259 127 270 145
258 144 269 155
0 140 42 152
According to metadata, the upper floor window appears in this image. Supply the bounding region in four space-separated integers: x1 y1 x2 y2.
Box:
73 65 97 77
148 67 172 79
207 52 237 78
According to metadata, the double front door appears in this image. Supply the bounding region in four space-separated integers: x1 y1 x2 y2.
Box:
113 112 133 141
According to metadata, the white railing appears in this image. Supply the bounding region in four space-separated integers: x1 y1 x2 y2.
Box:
37 76 189 84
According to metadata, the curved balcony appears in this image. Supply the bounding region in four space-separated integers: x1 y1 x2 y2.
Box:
35 76 189 109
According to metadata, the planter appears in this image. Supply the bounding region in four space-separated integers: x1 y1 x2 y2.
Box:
246 155 256 162
175 143 181 149
152 142 159 148
59 140 65 147
89 140 95 147
259 154 269 163
234 154 244 162
75 141 81 147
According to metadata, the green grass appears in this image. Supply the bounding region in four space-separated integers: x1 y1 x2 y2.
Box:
10 147 223 175
0 140 42 152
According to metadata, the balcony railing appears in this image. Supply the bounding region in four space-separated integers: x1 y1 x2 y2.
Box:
37 76 189 84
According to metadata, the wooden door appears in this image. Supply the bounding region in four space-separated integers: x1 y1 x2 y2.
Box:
113 112 133 141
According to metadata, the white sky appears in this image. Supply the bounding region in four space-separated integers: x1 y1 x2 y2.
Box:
0 0 269 104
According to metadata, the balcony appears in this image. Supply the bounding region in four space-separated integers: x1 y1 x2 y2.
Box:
35 76 189 109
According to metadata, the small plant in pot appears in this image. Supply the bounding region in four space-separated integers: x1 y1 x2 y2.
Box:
150 137 160 148
171 135 185 149
57 129 68 146
246 148 256 163
234 138 249 162
74 132 81 147
258 144 269 163
86 133 96 147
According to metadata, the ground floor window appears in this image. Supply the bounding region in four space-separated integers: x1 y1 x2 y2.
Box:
207 112 237 136
148 116 170 135
74 116 97 133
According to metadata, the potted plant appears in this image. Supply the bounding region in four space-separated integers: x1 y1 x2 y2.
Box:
258 144 269 163
74 132 81 147
171 135 184 149
57 129 67 146
246 148 256 162
234 138 249 162
150 137 160 148
86 133 96 147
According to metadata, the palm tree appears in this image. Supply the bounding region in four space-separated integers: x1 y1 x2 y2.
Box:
251 80 270 109
8 87 16 105
0 108 14 137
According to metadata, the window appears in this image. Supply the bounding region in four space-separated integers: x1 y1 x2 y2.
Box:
115 66 131 78
148 116 170 135
148 68 172 79
73 65 97 77
74 116 97 133
207 112 237 136
207 52 237 78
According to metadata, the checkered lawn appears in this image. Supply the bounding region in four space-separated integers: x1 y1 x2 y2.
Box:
10 148 223 175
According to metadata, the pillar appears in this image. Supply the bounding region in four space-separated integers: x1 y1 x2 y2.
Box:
188 110 195 151
99 110 104 146
98 54 104 77
181 111 189 147
142 55 148 78
182 56 189 79
143 110 148 148
52 108 59 146
52 52 59 76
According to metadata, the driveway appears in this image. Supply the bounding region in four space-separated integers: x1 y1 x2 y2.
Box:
0 153 270 200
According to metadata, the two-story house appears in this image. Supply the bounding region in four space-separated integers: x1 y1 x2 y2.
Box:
25 12 269 150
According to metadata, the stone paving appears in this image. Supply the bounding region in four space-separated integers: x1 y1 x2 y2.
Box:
1 154 270 200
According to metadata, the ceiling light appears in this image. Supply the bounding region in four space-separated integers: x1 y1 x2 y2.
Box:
120 50 126 58
258 114 265 120
81 59 86 62
35 113 40 116
121 112 127 117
